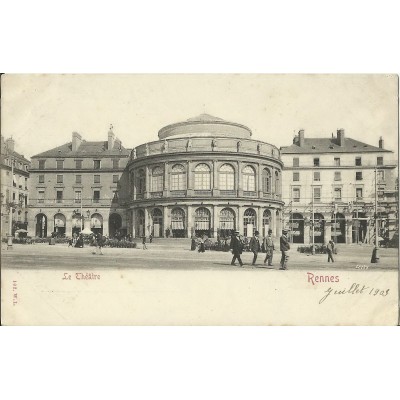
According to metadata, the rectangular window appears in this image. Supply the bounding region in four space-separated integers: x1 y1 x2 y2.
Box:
152 175 164 192
112 159 119 169
293 158 299 167
93 174 100 184
38 190 45 203
25 177 28 190
334 171 341 181
39 174 44 183
313 158 320 167
377 170 384 182
355 157 362 166
93 190 100 203
313 172 320 181
93 160 101 169
39 160 46 169
13 192 16 201
356 172 363 181
313 187 321 202
356 188 363 199
113 174 119 183
56 160 64 169
75 160 82 169
334 187 342 200
75 174 82 184
195 173 211 190
293 172 300 181
334 157 340 166
171 173 186 191
292 187 300 202
74 190 82 203
56 190 63 203
377 156 383 166
56 174 63 184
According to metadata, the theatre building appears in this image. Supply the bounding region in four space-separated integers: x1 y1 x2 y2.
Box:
27 127 131 238
280 129 398 244
128 114 284 238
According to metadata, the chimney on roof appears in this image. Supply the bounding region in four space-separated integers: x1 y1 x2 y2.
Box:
298 129 305 147
108 124 115 150
337 129 345 147
379 136 384 149
115 137 122 150
5 137 15 152
72 132 82 152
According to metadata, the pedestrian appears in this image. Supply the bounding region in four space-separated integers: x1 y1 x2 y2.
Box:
198 235 205 253
249 230 261 265
142 235 147 250
279 229 290 270
149 233 153 243
190 236 197 251
263 229 275 266
230 230 244 266
327 240 335 262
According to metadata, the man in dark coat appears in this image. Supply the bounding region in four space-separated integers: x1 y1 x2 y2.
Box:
230 230 244 266
249 230 261 265
279 229 290 270
327 240 335 262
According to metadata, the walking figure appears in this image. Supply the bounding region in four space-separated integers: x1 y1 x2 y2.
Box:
198 235 205 253
142 235 147 250
263 229 275 266
327 240 335 262
149 233 153 243
249 230 261 265
230 230 244 266
279 229 290 270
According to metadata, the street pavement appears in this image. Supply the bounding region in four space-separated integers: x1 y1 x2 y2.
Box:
1 240 398 271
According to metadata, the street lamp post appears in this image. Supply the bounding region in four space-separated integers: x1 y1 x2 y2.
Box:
371 166 380 263
7 158 15 250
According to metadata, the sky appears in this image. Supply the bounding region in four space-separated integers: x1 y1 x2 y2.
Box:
1 74 398 160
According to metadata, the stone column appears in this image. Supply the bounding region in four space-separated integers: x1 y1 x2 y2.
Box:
145 165 150 199
345 217 352 244
131 209 136 238
187 204 192 238
103 212 109 236
212 205 218 238
144 208 150 237
237 161 243 197
48 215 54 235
258 163 263 198
257 206 263 236
212 160 219 196
163 205 169 238
66 213 73 237
163 162 169 197
237 206 244 235
187 160 193 196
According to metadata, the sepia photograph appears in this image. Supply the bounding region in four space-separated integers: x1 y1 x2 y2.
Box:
1 74 398 325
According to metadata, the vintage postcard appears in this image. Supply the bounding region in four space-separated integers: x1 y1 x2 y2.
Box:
1 74 398 325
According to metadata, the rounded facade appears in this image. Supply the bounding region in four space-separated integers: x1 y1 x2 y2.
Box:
128 114 284 238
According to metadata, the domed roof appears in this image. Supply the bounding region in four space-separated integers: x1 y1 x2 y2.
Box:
186 113 225 122
158 114 252 140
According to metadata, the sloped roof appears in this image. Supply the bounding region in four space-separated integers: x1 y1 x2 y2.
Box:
32 140 130 158
281 137 391 154
186 114 225 122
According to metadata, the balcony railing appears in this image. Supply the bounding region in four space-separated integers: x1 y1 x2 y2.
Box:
220 190 236 196
150 191 163 198
194 190 212 196
170 190 186 197
243 191 257 197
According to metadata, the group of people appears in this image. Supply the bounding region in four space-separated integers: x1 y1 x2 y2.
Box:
230 229 290 270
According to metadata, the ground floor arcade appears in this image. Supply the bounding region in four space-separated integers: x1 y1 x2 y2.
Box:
130 202 284 239
27 207 129 238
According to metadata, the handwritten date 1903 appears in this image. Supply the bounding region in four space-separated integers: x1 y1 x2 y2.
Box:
319 283 390 304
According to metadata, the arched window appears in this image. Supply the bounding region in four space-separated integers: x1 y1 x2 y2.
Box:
243 208 256 237
243 166 256 192
219 164 235 191
151 166 164 192
171 208 185 230
263 209 271 225
220 208 235 230
195 207 211 233
137 169 145 194
194 163 211 190
262 168 271 193
171 164 186 191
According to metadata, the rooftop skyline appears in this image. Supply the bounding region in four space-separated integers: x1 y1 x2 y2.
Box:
1 74 398 160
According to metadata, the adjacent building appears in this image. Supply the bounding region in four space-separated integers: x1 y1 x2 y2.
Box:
280 129 398 245
128 114 284 238
1 136 31 237
27 127 131 238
